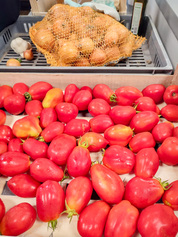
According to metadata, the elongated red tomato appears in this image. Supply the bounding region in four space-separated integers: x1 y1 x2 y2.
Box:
88 98 111 117
0 110 6 125
72 90 92 111
7 173 40 197
161 104 178 122
30 158 64 182
0 141 7 155
65 177 93 219
92 84 114 104
64 119 90 137
104 200 139 237
0 198 5 222
152 121 174 143
25 100 43 117
0 125 13 143
134 96 157 112
0 151 30 176
36 180 65 230
142 84 166 104
8 138 23 152
64 84 80 103
0 202 36 236
40 107 57 128
162 180 178 210
0 85 13 108
89 114 114 133
90 164 124 204
12 82 29 95
4 94 26 115
55 102 78 123
77 200 110 237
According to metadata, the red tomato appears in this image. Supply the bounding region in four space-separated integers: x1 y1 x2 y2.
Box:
137 204 178 237
134 147 159 178
161 104 178 122
25 100 43 117
25 81 53 101
134 96 157 112
157 137 178 165
79 132 108 152
173 126 178 138
142 84 166 104
104 200 139 237
89 114 114 133
47 134 76 165
103 145 135 174
64 119 90 137
104 124 133 146
30 158 64 182
3 94 26 115
64 84 80 103
109 105 136 125
77 200 110 237
72 90 92 111
88 98 111 116
124 176 167 209
36 180 65 230
42 88 63 108
0 198 5 222
8 138 23 152
90 164 124 204
12 82 29 95
0 85 13 108
67 145 91 177
129 132 156 153
40 107 57 128
0 110 6 125
0 151 30 176
92 84 114 104
0 202 36 236
152 121 174 143
130 111 159 133
40 121 64 143
0 141 7 155
7 173 40 197
163 85 178 105
55 102 78 123
0 125 13 143
22 138 48 160
162 180 178 210
114 86 143 106
65 177 93 218
80 86 93 94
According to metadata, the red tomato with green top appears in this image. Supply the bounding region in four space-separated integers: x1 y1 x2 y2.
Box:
12 82 29 95
89 114 114 133
92 84 114 104
162 180 178 210
137 204 178 237
152 121 174 143
90 163 125 204
88 98 111 117
142 84 166 104
104 200 139 237
0 85 13 108
0 202 36 236
64 119 90 137
134 147 159 178
77 200 110 237
0 125 13 143
40 107 57 128
0 110 6 125
25 100 43 117
163 85 178 105
7 173 40 197
64 84 80 103
72 90 92 111
134 96 157 112
103 145 135 175
8 138 23 152
0 141 7 155
55 102 78 123
161 104 178 122
0 198 5 222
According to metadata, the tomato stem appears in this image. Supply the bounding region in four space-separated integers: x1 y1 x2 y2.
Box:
78 138 89 148
154 177 170 190
24 92 32 102
110 93 117 102
61 201 79 222
48 219 57 231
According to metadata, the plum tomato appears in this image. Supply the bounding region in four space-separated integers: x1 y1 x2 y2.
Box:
72 90 92 111
152 121 174 143
88 98 111 117
142 84 166 104
161 104 178 122
163 85 178 105
55 102 78 123
92 84 114 104
0 110 6 125
64 119 90 137
89 114 114 133
162 180 178 210
40 107 57 128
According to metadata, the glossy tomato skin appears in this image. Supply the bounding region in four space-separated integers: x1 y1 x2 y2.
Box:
55 102 78 123
161 104 178 122
0 110 6 125
40 107 57 128
0 198 5 222
152 121 174 143
0 85 13 108
115 86 143 106
72 90 92 111
90 164 124 204
89 114 114 133
109 105 136 125
137 204 178 237
0 151 30 176
0 125 13 143
104 124 133 147
92 84 114 104
41 121 64 143
173 126 178 138
104 200 139 237
162 180 178 210
47 134 76 165
157 137 178 165
8 138 23 152
12 82 29 95
77 200 110 237
130 111 159 133
103 145 135 175
67 146 91 177
7 173 40 197
0 202 36 236
129 132 156 153
79 132 108 152
65 176 93 214
80 86 93 95
0 141 7 155
163 85 178 105
134 147 159 178
30 158 64 182
88 98 111 117
64 84 80 103
22 138 48 160
42 88 63 108
124 177 165 209
64 119 90 137
134 96 157 112
36 180 65 222
142 84 166 104
25 100 43 117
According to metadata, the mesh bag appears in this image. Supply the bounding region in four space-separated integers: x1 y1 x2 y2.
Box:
29 4 146 67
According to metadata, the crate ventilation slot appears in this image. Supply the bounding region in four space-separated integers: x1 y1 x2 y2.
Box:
2 29 12 44
23 23 32 33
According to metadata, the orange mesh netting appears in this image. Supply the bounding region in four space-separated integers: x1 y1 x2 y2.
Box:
29 4 146 67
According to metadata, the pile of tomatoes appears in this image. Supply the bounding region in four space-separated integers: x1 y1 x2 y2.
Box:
0 81 178 237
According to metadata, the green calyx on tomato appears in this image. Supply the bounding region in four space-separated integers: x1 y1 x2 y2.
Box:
61 200 79 222
155 177 170 190
78 138 89 149
24 92 32 102
48 219 58 232
109 93 117 102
